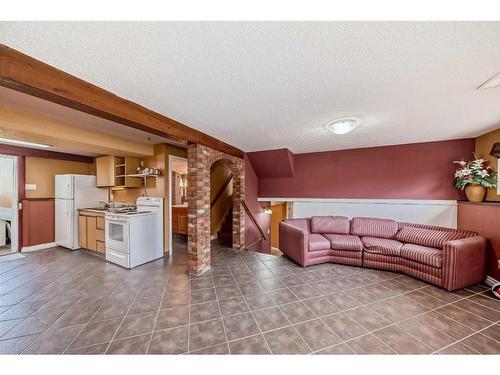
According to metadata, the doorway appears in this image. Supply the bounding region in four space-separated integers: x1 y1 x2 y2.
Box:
0 155 19 255
210 160 234 247
168 155 188 254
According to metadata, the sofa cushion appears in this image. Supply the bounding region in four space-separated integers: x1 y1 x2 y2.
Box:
308 234 331 252
361 237 403 256
396 226 467 249
311 216 350 234
284 218 311 233
400 243 443 268
351 217 399 239
322 234 363 252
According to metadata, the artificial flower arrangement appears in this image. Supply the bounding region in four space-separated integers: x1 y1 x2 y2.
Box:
453 157 497 190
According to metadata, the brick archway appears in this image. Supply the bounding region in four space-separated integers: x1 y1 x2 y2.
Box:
187 143 245 275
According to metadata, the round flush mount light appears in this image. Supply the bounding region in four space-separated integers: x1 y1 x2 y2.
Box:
325 118 360 135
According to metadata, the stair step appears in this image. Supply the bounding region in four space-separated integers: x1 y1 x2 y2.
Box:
216 205 233 246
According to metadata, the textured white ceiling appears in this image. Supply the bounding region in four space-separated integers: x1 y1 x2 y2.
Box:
1 22 500 153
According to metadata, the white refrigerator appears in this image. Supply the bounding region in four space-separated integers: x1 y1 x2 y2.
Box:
55 175 108 250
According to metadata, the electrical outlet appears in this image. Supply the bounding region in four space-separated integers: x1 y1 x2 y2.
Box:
25 183 37 191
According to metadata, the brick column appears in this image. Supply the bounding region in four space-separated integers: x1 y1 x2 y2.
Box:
187 143 245 275
187 144 211 275
232 172 245 250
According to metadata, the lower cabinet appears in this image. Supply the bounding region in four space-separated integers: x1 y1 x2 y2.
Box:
172 206 188 235
79 211 106 254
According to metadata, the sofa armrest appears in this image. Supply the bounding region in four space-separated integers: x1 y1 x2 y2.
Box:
279 222 308 267
442 235 487 291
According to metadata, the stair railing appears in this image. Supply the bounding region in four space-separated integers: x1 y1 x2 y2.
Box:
211 174 233 208
242 200 267 241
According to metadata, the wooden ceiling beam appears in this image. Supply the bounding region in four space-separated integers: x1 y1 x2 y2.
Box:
0 44 243 158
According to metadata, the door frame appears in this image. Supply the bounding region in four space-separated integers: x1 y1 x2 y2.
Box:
168 155 188 254
0 154 19 253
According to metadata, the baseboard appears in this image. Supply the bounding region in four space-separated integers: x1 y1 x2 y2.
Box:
485 276 499 287
21 242 57 253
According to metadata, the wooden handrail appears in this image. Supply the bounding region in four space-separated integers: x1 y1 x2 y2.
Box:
210 174 233 208
242 200 267 241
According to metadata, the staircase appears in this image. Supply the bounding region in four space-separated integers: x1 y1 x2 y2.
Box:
217 206 233 246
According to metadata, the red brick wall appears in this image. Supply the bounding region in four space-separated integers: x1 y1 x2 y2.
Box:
187 144 245 275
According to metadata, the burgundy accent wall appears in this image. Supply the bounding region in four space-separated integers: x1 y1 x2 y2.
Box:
257 139 475 199
244 154 271 253
247 148 295 178
22 199 55 247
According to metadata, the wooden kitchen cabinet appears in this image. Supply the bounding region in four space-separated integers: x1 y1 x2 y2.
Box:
96 156 115 187
86 216 97 251
78 215 87 248
79 210 106 254
96 155 141 188
172 206 188 235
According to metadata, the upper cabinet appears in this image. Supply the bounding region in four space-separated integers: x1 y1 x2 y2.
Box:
96 156 142 188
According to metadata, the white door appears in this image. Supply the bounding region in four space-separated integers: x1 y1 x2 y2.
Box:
0 155 18 253
55 199 73 249
55 175 74 200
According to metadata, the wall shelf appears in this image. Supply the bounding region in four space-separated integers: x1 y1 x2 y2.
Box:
127 173 159 178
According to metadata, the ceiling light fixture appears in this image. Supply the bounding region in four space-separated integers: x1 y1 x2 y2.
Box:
0 137 52 149
325 118 360 135
477 72 500 89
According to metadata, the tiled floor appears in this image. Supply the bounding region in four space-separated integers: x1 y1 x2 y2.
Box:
0 246 12 256
0 240 499 354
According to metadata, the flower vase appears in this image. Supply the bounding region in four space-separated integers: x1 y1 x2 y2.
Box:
465 184 487 202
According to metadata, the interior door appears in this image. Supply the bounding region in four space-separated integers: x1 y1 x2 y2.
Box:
0 155 17 253
55 199 73 248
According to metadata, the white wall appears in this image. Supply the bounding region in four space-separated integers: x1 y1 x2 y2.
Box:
259 198 458 228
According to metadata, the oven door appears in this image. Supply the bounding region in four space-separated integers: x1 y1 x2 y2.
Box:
105 216 129 253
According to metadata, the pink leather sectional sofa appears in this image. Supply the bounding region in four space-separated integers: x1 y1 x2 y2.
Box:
279 216 486 291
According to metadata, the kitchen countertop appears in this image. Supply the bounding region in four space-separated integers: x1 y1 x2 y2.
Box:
79 208 109 213
79 207 135 214
80 207 157 217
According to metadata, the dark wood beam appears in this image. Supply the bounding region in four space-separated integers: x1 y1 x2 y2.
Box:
0 44 243 159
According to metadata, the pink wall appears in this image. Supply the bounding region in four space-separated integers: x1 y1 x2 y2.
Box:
257 139 475 199
247 148 295 178
244 154 271 253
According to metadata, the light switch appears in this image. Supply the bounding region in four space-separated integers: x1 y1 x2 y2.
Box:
25 183 37 191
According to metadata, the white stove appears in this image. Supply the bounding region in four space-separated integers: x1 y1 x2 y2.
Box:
105 197 164 268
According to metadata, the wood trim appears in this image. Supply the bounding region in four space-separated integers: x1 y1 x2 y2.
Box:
0 144 93 163
242 200 267 241
211 174 233 208
18 155 25 252
0 44 243 159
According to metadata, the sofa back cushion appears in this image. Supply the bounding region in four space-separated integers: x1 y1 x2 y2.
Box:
283 218 311 233
310 216 350 234
398 221 477 236
395 226 469 249
350 217 398 239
